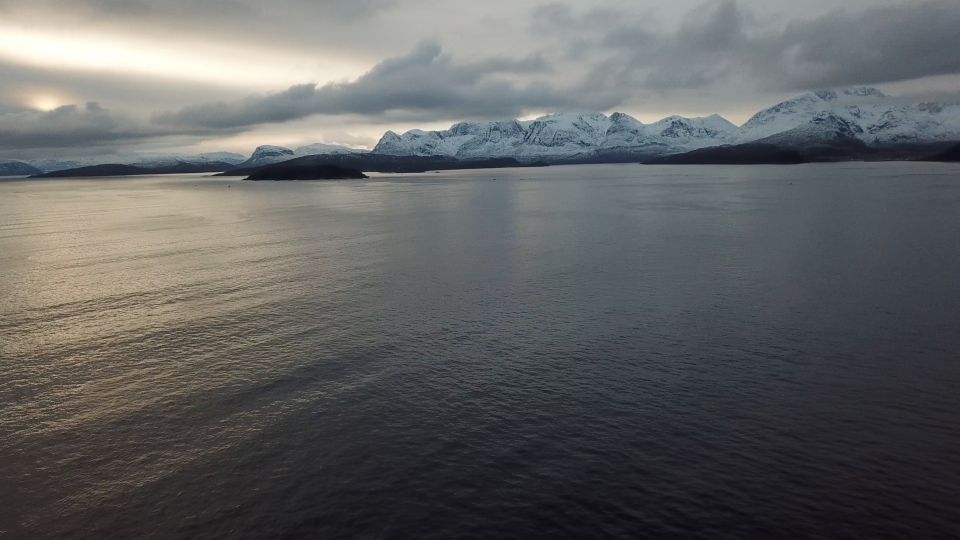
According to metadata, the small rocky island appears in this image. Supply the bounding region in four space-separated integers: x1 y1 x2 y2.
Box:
245 162 369 181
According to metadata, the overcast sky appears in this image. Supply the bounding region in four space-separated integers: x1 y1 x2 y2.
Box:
2 0 959 158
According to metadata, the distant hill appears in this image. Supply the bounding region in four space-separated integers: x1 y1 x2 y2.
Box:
31 161 237 178
247 162 368 181
0 160 43 176
21 152 246 173
32 164 147 177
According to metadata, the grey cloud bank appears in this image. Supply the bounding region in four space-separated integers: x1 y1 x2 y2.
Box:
0 103 155 149
537 0 960 92
152 41 601 130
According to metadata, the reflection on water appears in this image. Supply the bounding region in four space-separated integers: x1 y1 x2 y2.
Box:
2 164 960 538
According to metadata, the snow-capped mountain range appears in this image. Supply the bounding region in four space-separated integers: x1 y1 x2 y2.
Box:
372 112 739 161
371 87 960 162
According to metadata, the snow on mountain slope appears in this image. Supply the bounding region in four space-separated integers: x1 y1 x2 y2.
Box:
739 87 960 145
372 112 737 161
236 143 365 168
242 145 296 167
521 112 612 155
641 115 738 151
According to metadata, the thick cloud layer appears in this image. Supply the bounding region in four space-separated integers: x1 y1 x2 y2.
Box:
773 1 960 88
544 0 960 93
153 41 610 129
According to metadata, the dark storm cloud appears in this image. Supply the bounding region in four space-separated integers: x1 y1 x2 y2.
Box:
540 0 960 93
773 0 960 88
152 41 607 129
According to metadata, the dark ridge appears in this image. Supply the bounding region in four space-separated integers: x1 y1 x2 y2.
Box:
644 144 808 165
31 161 237 178
220 154 542 176
646 139 960 165
32 164 148 177
246 163 368 181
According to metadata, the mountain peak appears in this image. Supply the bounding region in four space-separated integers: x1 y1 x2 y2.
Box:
252 145 294 157
609 111 642 124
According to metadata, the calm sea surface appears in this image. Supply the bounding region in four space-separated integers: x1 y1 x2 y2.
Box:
2 163 959 539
